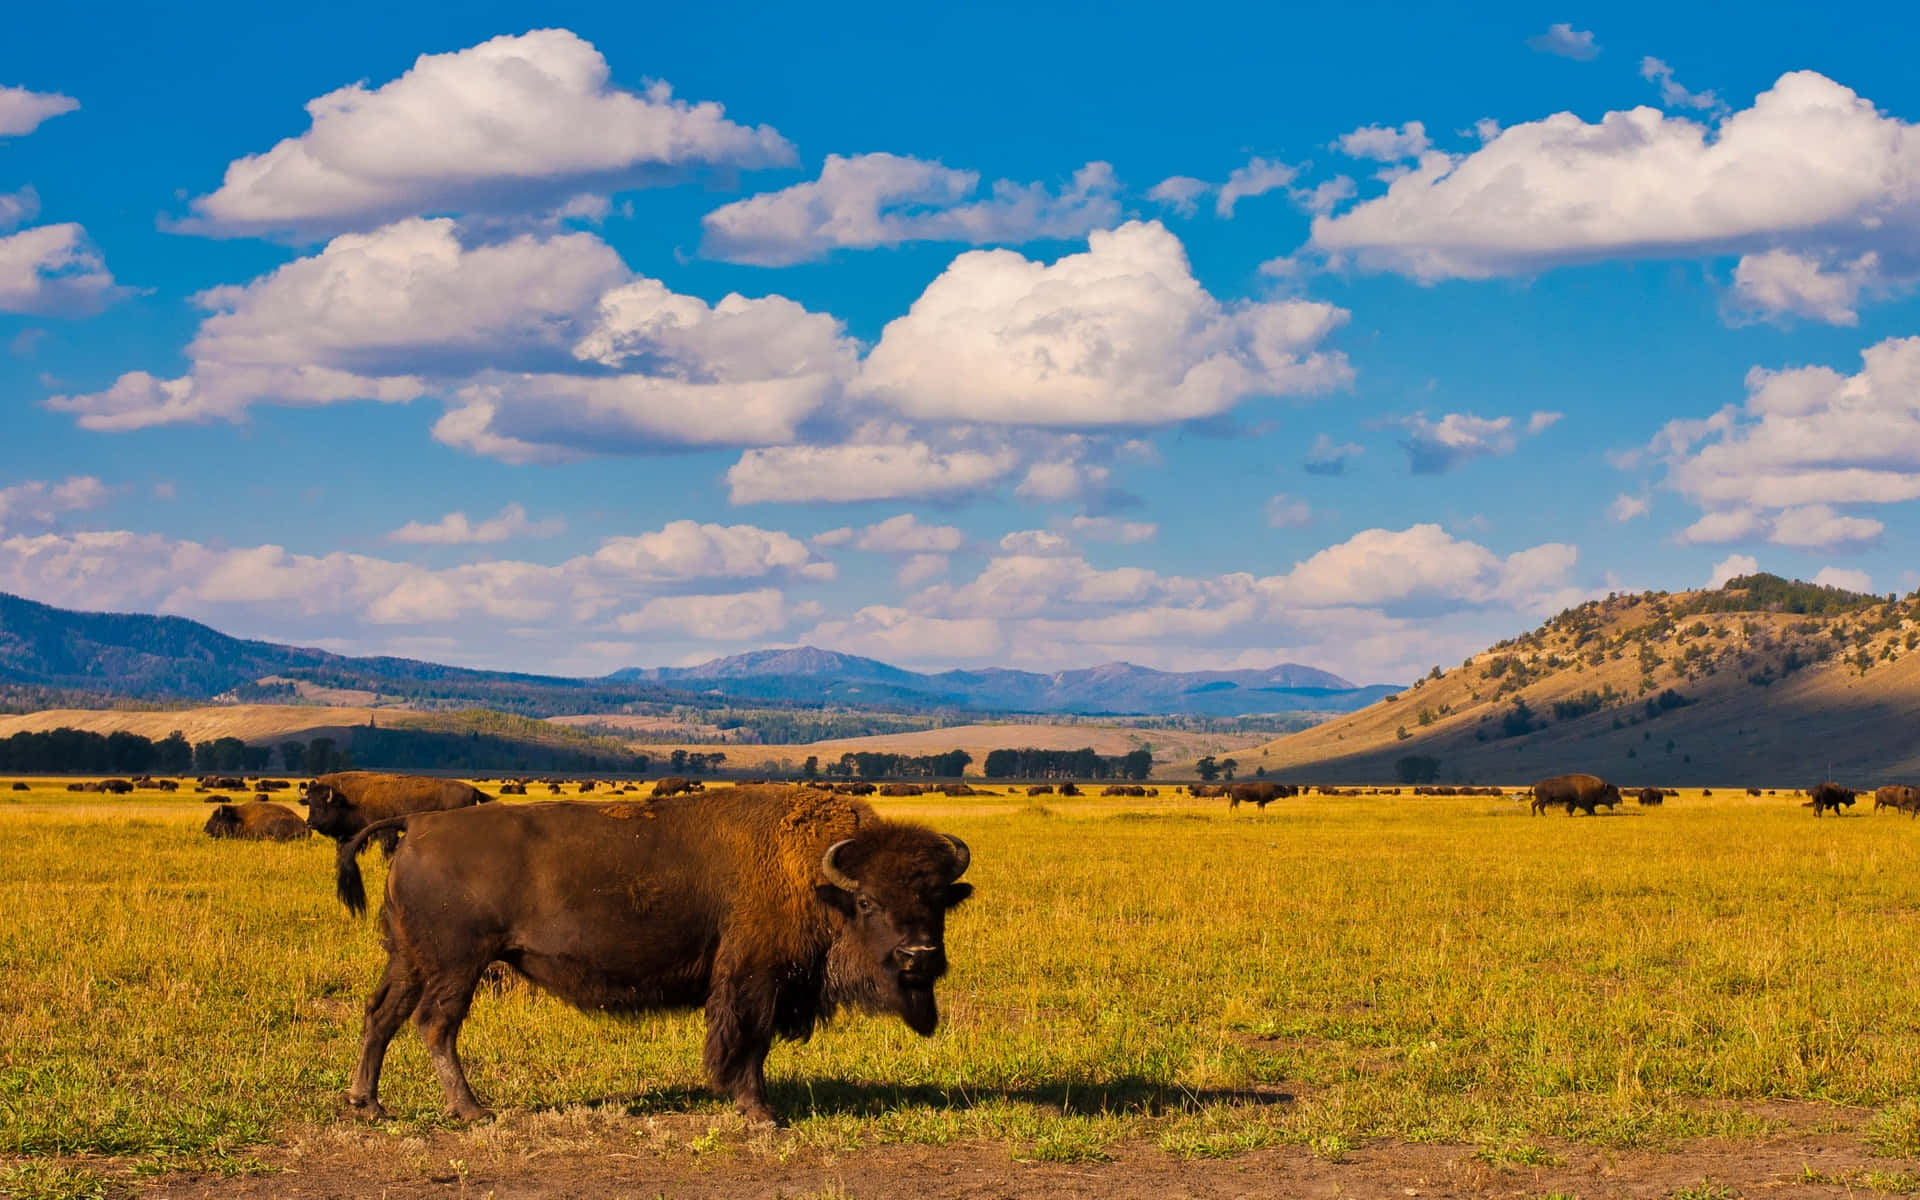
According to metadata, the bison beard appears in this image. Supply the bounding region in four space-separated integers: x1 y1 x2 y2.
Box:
333 787 971 1126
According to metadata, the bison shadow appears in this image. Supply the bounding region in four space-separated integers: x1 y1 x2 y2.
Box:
554 1076 1296 1120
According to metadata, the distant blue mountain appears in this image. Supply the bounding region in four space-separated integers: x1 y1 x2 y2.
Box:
611 647 1396 717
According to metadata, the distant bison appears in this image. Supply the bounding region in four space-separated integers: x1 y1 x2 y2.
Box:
303 772 491 852
1874 785 1920 816
1808 782 1857 817
1227 782 1290 811
204 800 310 842
651 777 703 798
1531 773 1621 816
9 781 28 791
334 786 973 1126
1025 785 1054 796
1636 787 1665 807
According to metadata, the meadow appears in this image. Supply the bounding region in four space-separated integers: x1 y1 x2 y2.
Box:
3 781 1920 1197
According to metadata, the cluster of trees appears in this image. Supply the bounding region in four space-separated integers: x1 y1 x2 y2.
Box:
812 750 973 780
665 749 725 774
981 747 1152 780
0 728 300 774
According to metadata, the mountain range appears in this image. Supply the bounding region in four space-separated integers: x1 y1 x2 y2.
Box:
0 591 1391 718
612 646 1388 715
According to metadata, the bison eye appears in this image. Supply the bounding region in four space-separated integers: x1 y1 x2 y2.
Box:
856 896 876 915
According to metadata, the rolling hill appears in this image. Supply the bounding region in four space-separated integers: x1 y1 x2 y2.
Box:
1246 574 1920 787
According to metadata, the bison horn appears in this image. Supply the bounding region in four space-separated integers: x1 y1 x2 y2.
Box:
943 834 970 879
821 839 860 891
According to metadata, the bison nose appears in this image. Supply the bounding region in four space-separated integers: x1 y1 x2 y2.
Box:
893 945 944 978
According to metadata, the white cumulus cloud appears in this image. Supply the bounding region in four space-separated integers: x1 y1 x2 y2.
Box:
0 476 110 530
854 221 1351 426
1708 553 1760 587
183 29 794 236
1526 24 1599 60
725 442 1018 504
0 224 120 315
852 513 966 554
1334 121 1431 162
701 154 1120 265
1309 71 1920 307
0 86 79 136
1397 410 1557 474
1812 566 1874 594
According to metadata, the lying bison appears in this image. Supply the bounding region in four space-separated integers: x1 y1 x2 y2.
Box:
1530 773 1621 816
1874 785 1920 816
303 772 491 852
1636 787 1665 807
205 800 310 842
1809 782 1857 817
334 785 973 1126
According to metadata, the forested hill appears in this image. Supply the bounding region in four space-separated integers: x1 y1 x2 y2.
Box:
1249 574 1920 786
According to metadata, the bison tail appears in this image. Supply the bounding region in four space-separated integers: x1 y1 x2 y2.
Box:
336 817 410 916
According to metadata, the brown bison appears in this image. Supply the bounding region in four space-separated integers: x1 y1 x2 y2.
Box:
334 786 972 1126
204 800 310 842
303 772 491 852
1025 785 1054 796
1874 785 1920 816
8 781 27 791
1227 782 1287 811
650 776 702 798
1636 787 1665 806
1530 773 1621 816
1808 782 1856 817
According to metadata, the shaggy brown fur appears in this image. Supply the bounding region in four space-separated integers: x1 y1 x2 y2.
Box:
333 785 971 1127
1875 784 1920 815
204 800 310 841
303 772 490 851
1809 782 1857 817
1530 773 1621 816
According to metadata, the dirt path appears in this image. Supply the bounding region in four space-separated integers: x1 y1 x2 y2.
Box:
123 1104 1916 1200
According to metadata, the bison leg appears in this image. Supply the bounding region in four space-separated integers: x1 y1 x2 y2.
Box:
703 962 779 1125
414 971 493 1122
346 950 424 1121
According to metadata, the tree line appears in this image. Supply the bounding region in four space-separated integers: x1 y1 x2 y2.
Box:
0 726 649 774
981 747 1153 780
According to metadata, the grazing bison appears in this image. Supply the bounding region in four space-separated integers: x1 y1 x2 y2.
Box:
650 777 702 798
1808 782 1857 817
1874 785 1920 815
303 772 491 852
1636 787 1665 807
9 781 27 791
204 801 310 842
1227 782 1285 811
498 782 527 795
1025 785 1054 796
334 786 973 1126
1530 773 1621 816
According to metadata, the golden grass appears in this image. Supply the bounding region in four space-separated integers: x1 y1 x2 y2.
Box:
3 781 1919 1180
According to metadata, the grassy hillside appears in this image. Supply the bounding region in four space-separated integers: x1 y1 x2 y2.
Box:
1247 574 1920 787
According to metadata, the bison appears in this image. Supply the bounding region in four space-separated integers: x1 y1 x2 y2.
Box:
333 786 973 1127
204 800 310 842
303 772 491 852
1025 785 1054 796
1874 785 1920 816
1227 782 1285 811
1636 787 1665 807
1808 782 1856 817
8 781 27 791
1530 773 1621 816
650 776 702 798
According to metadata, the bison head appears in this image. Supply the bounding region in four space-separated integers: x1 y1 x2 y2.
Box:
816 827 972 1036
301 781 356 838
203 805 241 838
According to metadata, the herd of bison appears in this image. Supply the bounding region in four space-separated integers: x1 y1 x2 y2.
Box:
11 766 1918 1126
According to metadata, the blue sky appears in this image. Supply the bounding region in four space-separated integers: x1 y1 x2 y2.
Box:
3 2 1919 683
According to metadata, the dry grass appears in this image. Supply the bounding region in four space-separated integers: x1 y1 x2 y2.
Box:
4 780 1920 1195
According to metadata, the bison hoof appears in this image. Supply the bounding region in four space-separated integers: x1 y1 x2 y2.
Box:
737 1104 782 1128
450 1103 496 1123
344 1095 389 1122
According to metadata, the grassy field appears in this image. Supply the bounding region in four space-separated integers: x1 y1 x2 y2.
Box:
4 781 1920 1197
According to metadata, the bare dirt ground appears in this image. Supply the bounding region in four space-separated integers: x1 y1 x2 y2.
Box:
118 1102 1917 1199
